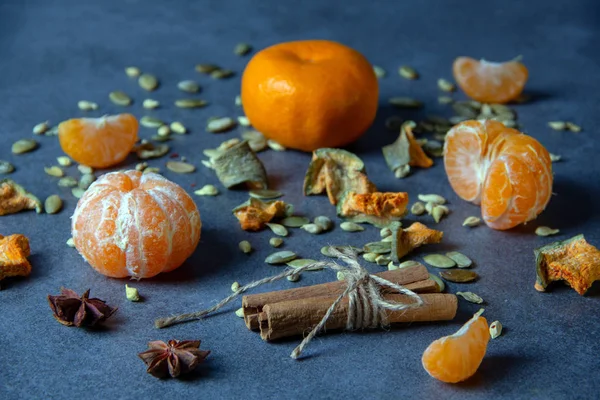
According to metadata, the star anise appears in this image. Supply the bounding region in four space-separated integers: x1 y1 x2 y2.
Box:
47 288 117 327
138 339 210 378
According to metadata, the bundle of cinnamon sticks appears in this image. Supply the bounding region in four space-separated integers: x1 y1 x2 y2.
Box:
241 264 457 341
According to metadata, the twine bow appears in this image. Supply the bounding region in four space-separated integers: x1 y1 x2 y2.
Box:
155 247 424 359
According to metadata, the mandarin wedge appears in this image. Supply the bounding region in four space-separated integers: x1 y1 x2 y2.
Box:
59 114 138 168
422 309 490 383
72 170 201 279
453 57 528 104
444 120 552 230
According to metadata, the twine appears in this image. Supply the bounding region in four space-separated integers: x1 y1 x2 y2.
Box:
154 247 424 359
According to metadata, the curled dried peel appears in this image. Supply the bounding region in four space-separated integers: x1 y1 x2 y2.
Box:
534 234 600 295
0 234 32 281
390 222 444 262
383 121 433 172
338 191 408 227
233 198 292 231
0 179 42 216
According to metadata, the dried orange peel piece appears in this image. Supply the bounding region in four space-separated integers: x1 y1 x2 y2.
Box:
337 191 408 227
0 234 32 281
390 222 444 262
383 121 433 174
534 234 600 295
233 198 292 231
0 179 42 216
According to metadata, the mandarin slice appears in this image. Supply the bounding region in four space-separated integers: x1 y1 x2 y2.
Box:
59 114 139 168
453 57 528 104
422 310 490 383
72 170 201 279
444 120 552 230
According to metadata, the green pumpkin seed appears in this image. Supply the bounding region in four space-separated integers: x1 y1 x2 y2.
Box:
399 260 420 268
287 259 322 271
381 235 394 243
387 262 399 270
138 73 159 91
135 162 148 171
565 122 581 132
33 121 50 135
66 237 75 248
267 139 286 151
235 307 245 318
195 64 219 74
166 161 195 173
77 100 98 111
44 195 63 214
140 116 165 128
411 202 426 216
12 139 38 154
143 99 160 109
77 165 93 174
265 250 297 265
237 116 251 127
394 164 411 178
340 221 364 232
462 216 481 227
439 269 478 283
429 273 445 292
249 189 283 199
266 222 288 237
301 223 323 234
231 281 240 292
362 252 378 263
71 187 85 199
389 97 423 108
418 194 446 205
56 156 72 167
44 166 64 177
446 251 472 268
548 121 566 130
109 91 132 106
535 226 560 237
452 102 478 118
211 69 234 79
157 125 171 137
177 80 200 93
489 321 503 339
135 143 170 159
239 240 252 254
269 237 283 248
58 176 78 187
125 66 141 77
398 65 418 80
194 184 219 196
337 271 346 281
549 153 562 162
363 241 392 254
437 78 456 92
456 291 484 304
314 216 333 231
438 96 454 104
280 216 310 228
449 115 469 125
0 161 15 174
207 117 236 133
175 99 208 108
234 43 252 56
287 273 301 282
79 174 95 190
372 65 386 78
169 121 186 134
375 255 391 265
321 245 363 257
423 254 456 268
432 205 447 223
143 167 160 175
380 227 392 238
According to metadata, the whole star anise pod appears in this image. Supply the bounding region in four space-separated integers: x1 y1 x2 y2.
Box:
47 288 117 327
138 340 210 378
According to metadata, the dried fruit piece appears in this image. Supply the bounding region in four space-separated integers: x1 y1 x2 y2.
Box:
456 291 484 304
233 198 292 231
534 234 600 295
0 234 31 281
440 269 479 283
337 191 409 227
47 288 117 327
390 222 444 262
303 148 376 205
138 339 210 379
389 97 422 108
0 179 42 216
213 141 268 190
383 121 433 173
126 284 141 302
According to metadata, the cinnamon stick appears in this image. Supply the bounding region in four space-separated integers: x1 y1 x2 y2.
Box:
258 293 457 341
242 264 433 329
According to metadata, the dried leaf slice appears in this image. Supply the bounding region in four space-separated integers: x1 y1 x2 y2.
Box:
390 221 443 262
212 141 268 190
534 234 600 295
337 191 409 227
233 198 292 231
0 179 42 216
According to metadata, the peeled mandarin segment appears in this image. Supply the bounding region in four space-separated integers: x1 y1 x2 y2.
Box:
422 314 490 383
453 56 528 104
58 114 139 168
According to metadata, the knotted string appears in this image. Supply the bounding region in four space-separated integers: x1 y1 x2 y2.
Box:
154 247 424 359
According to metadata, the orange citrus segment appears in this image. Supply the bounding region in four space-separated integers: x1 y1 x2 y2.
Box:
422 310 490 383
58 114 138 168
453 57 528 104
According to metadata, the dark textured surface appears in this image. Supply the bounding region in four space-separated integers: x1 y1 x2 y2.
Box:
1 1 599 399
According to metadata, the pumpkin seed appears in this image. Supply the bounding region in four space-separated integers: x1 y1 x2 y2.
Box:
410 201 426 216
138 73 159 91
381 235 394 243
157 125 171 137
418 194 446 205
231 281 240 292
362 252 378 263
314 216 333 231
33 121 50 135
135 162 148 171
376 255 391 265
211 69 234 79
549 153 562 162
372 65 386 78
452 102 478 118
109 91 132 106
44 195 63 214
235 95 242 106
398 65 418 80
565 122 582 132
248 138 268 152
489 321 503 339
300 223 322 234
143 99 160 109
380 227 392 238
267 139 286 151
166 161 195 173
242 130 264 141
135 143 170 159
12 139 38 154
79 174 95 190
388 262 399 271
269 237 283 248
58 177 78 187
165 121 185 135
44 166 64 177
281 216 310 228
125 66 141 78
175 99 208 108
437 78 455 92
446 251 472 268
424 201 435 215
266 222 288 237
237 116 251 127
265 250 297 265
399 260 420 268
77 100 98 111
249 189 283 199
239 240 252 254
143 167 160 175
394 164 411 178
535 226 560 237
140 116 165 128
201 160 214 169
389 97 423 108
56 156 72 167
502 120 517 128
439 269 478 283
177 80 200 93
385 116 403 131
462 216 481 227
66 237 75 248
195 64 219 74
287 259 322 271
194 184 219 196
340 221 364 232
234 43 252 56
432 205 447 223
77 165 93 174
438 96 454 104
457 291 484 304
548 121 566 130
423 254 456 268
235 307 245 318
321 245 363 257
0 161 15 174
337 271 346 281
429 273 445 292
287 273 301 282
449 115 469 125
71 187 85 199
207 117 236 133
364 241 392 254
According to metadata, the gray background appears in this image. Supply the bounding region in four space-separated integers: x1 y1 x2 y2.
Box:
1 0 599 399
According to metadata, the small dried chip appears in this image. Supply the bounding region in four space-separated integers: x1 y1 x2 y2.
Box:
456 291 484 304
489 321 503 339
0 179 42 215
157 125 171 137
362 253 378 263
237 116 251 127
439 269 478 283
0 161 15 174
71 187 85 198
79 174 95 190
337 191 408 227
194 184 219 196
143 99 160 109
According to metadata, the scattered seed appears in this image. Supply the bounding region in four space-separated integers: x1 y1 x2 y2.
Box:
280 216 310 228
385 116 403 131
370 65 385 79
77 101 98 111
340 221 364 232
314 216 333 231
235 307 245 318
452 102 479 118
176 99 208 109
12 139 38 154
457 291 484 304
432 205 447 223
66 238 75 248
424 201 435 215
239 240 252 254
565 122 582 132
437 78 456 92
79 174 95 190
287 259 322 271
489 321 503 339
265 250 297 265
375 255 391 265
301 223 323 234
109 91 132 106
157 125 171 137
0 161 15 174
394 164 411 178
388 262 399 271
125 66 141 78
423 254 456 268
237 116 251 127
125 284 140 302
138 73 159 91
337 271 345 281
438 96 454 105
77 165 93 174
56 156 72 167
135 162 148 171
462 216 481 227
265 222 288 237
33 121 50 135
267 140 286 151
234 95 242 106
234 43 252 56
140 116 165 128
71 187 85 199
549 153 562 162
194 184 219 196
249 189 283 199
446 251 472 268
269 237 283 248
44 166 64 178
418 194 446 205
195 64 219 74
166 161 195 173
143 167 160 174
364 241 392 254
58 177 78 187
363 252 378 263
398 65 418 80
389 97 423 108
44 195 63 214
535 226 560 237
380 227 392 238
548 121 566 131
231 281 240 292
143 99 160 109
439 269 478 283
381 235 394 243
135 143 170 159
166 121 186 135
176 80 200 93
410 202 426 216
211 69 234 79
287 273 300 282
207 117 236 133
398 260 420 269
